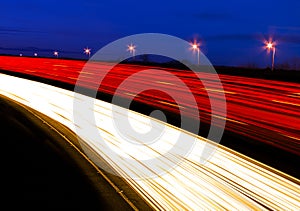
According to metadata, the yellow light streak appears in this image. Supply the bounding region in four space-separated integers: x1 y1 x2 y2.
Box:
272 99 300 107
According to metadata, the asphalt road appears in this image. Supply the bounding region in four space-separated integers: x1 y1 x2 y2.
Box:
1 74 299 210
0 95 151 210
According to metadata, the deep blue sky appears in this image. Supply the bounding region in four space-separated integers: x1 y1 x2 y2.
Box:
1 0 300 68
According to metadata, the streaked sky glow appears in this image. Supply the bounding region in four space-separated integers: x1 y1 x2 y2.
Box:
0 0 300 67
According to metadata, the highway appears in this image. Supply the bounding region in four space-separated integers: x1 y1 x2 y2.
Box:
1 73 299 210
0 55 299 159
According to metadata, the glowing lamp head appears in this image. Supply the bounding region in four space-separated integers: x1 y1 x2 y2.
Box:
190 41 200 51
54 51 58 56
192 44 198 50
267 42 273 49
127 44 136 53
84 47 91 55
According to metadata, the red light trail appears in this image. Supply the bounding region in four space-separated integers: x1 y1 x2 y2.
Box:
0 55 299 156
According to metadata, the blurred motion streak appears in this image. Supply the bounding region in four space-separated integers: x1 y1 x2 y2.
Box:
0 56 299 156
0 73 299 210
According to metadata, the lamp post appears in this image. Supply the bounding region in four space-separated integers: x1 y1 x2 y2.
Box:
266 42 276 71
127 44 136 60
84 47 91 58
191 42 200 65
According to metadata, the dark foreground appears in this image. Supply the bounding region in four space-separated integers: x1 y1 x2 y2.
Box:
0 95 150 210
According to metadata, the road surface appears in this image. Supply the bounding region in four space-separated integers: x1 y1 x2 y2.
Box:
1 73 299 210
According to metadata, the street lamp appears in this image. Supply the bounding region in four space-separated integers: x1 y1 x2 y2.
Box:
84 47 91 58
190 42 200 65
127 44 136 59
34 53 38 57
53 51 59 58
266 41 276 71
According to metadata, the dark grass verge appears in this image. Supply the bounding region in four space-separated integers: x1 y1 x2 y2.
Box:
0 95 153 210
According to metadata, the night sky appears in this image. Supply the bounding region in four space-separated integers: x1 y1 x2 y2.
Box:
1 0 300 68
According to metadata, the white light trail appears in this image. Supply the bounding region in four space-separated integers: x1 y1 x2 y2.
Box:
0 73 299 210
